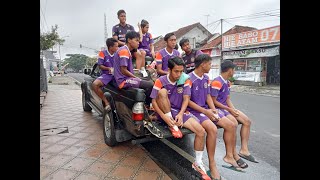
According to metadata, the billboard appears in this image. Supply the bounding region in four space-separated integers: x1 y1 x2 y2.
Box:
222 25 280 50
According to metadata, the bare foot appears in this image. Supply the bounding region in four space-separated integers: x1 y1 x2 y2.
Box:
209 161 220 179
223 156 242 170
239 150 250 156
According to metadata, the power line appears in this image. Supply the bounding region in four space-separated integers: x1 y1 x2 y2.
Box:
224 9 280 20
40 6 49 33
210 21 221 33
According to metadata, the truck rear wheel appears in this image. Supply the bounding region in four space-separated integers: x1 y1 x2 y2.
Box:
103 109 117 146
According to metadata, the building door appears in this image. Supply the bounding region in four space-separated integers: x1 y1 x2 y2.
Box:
266 55 280 85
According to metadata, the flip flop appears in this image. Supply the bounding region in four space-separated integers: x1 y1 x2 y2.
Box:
222 164 245 173
206 170 222 180
236 158 248 169
239 153 259 163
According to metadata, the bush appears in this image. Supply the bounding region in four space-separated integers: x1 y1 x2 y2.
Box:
228 77 235 82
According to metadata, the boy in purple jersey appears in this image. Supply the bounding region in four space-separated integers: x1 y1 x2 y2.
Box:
150 57 212 179
155 33 180 76
112 9 148 77
137 19 155 59
179 38 203 74
211 60 258 163
188 55 247 177
92 38 119 111
113 31 154 105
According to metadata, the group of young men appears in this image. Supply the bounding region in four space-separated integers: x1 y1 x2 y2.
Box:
92 9 258 180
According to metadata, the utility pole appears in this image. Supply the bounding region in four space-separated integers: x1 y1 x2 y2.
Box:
220 19 223 62
104 13 108 43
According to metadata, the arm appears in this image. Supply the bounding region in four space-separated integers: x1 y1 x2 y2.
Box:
226 95 236 109
99 65 111 71
120 66 136 78
156 64 168 75
137 22 143 42
113 35 125 46
150 44 155 59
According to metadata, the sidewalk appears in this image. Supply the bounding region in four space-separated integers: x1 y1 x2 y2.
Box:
231 84 280 97
40 76 171 180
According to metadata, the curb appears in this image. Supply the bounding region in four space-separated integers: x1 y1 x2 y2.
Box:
231 90 280 98
66 75 81 86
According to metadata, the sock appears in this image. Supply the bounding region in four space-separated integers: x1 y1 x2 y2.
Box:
195 150 204 165
141 67 146 71
165 112 173 118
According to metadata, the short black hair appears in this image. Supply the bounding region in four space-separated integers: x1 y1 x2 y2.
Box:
168 56 185 70
221 60 236 72
179 38 189 48
194 54 212 68
141 19 149 28
117 9 126 17
125 31 140 43
106 38 118 48
164 32 175 42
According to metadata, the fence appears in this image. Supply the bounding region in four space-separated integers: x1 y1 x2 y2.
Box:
40 57 48 93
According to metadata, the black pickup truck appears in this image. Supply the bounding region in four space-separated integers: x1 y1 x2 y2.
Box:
81 63 192 146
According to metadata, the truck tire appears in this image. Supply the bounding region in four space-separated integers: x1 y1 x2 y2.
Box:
81 84 92 112
103 109 117 146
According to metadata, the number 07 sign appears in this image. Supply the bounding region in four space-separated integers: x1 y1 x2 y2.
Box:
222 25 280 50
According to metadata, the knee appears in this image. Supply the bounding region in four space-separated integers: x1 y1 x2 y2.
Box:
141 50 146 56
92 80 100 87
196 126 206 138
209 124 218 135
242 118 251 127
224 119 236 131
158 89 168 98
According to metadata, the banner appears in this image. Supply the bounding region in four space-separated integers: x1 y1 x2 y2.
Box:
223 46 279 59
222 25 280 50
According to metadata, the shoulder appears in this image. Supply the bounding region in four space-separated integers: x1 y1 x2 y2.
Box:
211 79 223 89
118 47 130 57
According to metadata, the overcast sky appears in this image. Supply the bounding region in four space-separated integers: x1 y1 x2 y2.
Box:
40 0 280 59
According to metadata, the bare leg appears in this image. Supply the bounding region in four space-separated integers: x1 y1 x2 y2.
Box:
92 79 109 107
216 117 239 166
134 50 146 70
155 89 171 113
226 114 241 160
234 110 252 156
201 120 220 179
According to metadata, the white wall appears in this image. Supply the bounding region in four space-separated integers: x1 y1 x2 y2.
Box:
177 26 210 53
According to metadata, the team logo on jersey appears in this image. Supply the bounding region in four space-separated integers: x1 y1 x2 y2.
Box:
146 37 149 41
119 30 121 33
204 82 208 88
191 57 195 62
177 87 183 94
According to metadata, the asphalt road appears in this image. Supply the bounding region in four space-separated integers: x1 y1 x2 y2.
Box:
68 73 280 180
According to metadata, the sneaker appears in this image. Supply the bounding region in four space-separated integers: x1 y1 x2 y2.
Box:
169 125 183 138
141 70 148 77
192 162 211 180
144 120 163 138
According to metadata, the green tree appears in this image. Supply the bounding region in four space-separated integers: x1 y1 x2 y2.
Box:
86 56 98 67
63 54 88 72
40 24 65 51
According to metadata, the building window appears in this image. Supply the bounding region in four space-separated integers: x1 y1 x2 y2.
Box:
233 59 246 71
246 59 261 72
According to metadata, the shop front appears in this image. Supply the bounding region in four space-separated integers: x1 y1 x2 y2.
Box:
221 25 280 86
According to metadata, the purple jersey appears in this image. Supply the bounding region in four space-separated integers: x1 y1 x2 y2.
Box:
138 33 154 50
187 72 210 111
112 23 135 45
182 49 203 73
150 75 191 110
155 48 180 72
97 49 114 75
210 75 231 106
113 45 134 87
